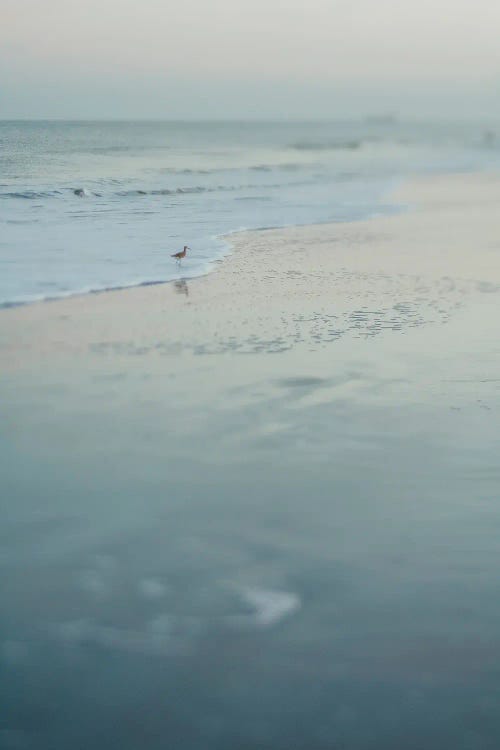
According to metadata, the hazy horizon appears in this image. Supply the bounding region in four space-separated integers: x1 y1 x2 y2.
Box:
1 114 500 123
2 0 500 119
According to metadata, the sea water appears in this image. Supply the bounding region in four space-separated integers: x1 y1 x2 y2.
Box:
3 313 500 749
1 119 498 306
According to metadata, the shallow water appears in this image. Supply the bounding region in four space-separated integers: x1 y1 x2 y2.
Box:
1 119 499 306
1 292 500 749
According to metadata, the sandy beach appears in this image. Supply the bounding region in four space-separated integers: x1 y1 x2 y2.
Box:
2 171 500 749
2 171 500 365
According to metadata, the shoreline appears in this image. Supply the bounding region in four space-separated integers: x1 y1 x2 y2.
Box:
0 183 406 313
1 170 500 365
1 169 497 313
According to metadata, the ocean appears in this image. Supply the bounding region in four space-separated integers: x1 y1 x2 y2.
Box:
1 119 498 307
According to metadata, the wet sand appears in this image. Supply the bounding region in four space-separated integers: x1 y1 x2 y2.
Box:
1 172 500 750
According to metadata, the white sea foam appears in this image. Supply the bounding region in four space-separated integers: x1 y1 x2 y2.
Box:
53 582 299 657
231 587 301 628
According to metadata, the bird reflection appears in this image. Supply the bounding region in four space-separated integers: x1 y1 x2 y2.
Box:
174 278 189 297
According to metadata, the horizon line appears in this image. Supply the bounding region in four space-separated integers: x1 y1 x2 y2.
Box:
1 115 499 124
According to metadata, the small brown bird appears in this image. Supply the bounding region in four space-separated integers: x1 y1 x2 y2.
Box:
171 245 189 262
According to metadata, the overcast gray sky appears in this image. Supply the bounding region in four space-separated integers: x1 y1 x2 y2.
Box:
2 0 500 119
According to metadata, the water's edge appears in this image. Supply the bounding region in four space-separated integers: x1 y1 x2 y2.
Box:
0 185 409 311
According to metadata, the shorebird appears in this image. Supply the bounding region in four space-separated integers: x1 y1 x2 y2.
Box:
171 245 189 263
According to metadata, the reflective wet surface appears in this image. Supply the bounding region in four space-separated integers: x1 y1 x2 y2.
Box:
2 287 500 748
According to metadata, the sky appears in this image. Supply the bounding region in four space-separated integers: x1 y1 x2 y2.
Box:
1 0 500 119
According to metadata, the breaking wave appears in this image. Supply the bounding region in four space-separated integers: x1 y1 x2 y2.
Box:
0 190 64 199
0 178 313 202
